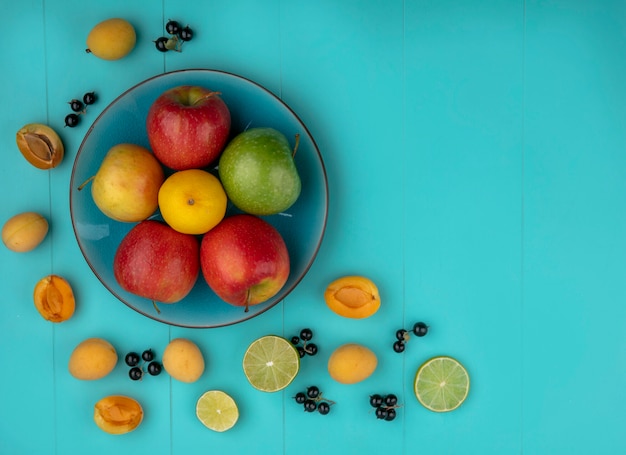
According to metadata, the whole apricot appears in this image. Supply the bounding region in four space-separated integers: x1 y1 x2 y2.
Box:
327 343 377 384
162 338 205 383
68 338 117 380
33 275 75 323
324 276 381 319
86 18 136 60
94 395 143 434
1 212 48 252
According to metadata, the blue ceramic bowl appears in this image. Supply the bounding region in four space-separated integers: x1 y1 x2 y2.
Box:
70 69 328 328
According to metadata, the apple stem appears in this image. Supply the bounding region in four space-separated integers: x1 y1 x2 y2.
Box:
152 300 161 314
77 175 95 191
292 133 300 158
193 91 222 106
244 290 251 313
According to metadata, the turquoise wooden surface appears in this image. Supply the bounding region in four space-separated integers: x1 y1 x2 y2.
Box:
1 0 625 454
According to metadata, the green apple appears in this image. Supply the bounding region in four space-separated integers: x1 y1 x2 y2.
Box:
218 127 301 215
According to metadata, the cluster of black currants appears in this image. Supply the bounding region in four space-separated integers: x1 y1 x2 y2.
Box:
393 321 429 353
64 91 97 128
294 386 335 415
290 328 318 358
125 349 162 381
369 393 401 421
154 20 194 53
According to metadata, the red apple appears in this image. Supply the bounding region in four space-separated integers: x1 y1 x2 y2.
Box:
146 85 231 170
114 220 200 303
200 214 290 310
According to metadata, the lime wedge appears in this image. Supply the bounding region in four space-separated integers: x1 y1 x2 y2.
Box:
196 390 239 432
414 356 470 412
242 335 300 392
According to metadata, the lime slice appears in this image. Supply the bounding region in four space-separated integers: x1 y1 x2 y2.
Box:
414 356 470 412
242 335 300 392
196 390 239 432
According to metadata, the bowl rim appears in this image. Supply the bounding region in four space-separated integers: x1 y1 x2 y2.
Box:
69 68 329 328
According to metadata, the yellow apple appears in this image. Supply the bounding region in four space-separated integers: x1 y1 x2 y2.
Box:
158 169 227 235
81 143 165 222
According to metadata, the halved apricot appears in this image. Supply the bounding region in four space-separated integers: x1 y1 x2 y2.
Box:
94 395 143 434
33 275 75 322
324 276 381 319
16 123 65 170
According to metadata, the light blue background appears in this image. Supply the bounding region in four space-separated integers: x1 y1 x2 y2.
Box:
1 1 625 454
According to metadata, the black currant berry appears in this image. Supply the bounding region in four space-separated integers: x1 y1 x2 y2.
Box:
142 349 154 362
291 336 300 345
304 400 317 412
375 407 388 420
294 392 306 404
64 113 80 128
385 407 397 421
393 340 405 353
318 402 331 415
384 394 398 407
178 26 193 41
304 343 318 356
83 91 96 105
297 346 306 358
69 99 84 112
147 361 162 376
395 329 408 341
125 352 140 367
413 322 429 337
154 36 169 52
369 394 383 408
165 20 181 35
129 367 143 381
300 328 313 341
306 386 320 399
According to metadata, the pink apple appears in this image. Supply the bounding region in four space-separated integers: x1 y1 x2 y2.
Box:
114 220 200 304
200 214 290 310
146 85 231 170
